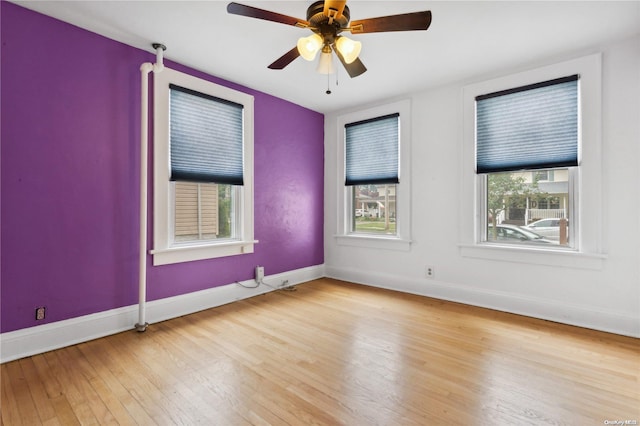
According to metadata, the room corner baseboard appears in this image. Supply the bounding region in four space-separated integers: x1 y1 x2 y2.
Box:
325 266 639 339
1 264 325 363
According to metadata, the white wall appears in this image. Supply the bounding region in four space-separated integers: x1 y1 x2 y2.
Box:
324 36 640 337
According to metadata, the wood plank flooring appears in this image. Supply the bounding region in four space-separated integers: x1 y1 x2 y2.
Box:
2 278 639 425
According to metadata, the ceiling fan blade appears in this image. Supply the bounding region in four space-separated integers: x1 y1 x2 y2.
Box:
333 46 367 78
350 11 432 34
227 2 309 28
268 47 301 70
342 57 367 78
323 0 347 20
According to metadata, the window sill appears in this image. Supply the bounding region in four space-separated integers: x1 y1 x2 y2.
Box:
458 243 606 270
151 240 258 266
335 234 412 251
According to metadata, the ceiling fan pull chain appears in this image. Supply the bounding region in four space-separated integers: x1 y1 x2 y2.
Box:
326 72 332 94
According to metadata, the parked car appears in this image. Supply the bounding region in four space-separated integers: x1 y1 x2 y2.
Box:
488 224 555 244
525 218 568 240
355 208 378 218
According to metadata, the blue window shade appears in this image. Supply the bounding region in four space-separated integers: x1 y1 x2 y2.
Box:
476 75 579 174
169 84 244 185
345 113 399 186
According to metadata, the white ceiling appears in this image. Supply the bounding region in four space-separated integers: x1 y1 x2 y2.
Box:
13 1 640 113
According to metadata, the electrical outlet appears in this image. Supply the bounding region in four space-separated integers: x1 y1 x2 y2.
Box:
426 266 435 278
35 306 46 320
255 266 264 283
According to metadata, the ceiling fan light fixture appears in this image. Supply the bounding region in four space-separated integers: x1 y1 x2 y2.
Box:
297 33 323 61
335 36 361 64
227 1 433 79
316 50 335 74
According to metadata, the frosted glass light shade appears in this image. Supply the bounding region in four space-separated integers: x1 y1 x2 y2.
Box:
297 34 323 61
335 36 362 64
316 51 335 74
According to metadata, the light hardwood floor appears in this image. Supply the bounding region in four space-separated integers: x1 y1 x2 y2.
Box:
2 278 639 425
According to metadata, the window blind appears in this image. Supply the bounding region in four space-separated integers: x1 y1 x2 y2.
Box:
476 75 579 174
345 113 399 186
170 84 244 185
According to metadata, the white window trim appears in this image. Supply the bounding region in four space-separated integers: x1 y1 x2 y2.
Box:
151 67 255 265
460 53 606 269
335 99 412 251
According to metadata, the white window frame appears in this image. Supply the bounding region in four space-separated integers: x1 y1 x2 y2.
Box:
335 99 412 251
151 67 255 265
460 53 606 269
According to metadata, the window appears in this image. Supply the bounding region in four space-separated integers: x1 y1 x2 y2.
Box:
534 170 554 182
152 68 255 265
477 76 578 248
460 53 604 268
335 100 411 251
173 182 234 242
346 113 399 236
485 169 571 245
352 184 396 234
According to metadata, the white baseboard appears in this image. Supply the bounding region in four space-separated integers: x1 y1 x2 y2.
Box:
3 263 634 363
1 264 325 363
325 265 639 338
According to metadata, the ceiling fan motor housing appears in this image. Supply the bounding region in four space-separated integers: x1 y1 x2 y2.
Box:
307 0 350 44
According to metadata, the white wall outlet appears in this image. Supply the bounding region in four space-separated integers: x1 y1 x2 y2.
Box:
426 266 435 278
255 266 264 283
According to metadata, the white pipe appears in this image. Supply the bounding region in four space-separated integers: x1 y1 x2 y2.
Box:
155 48 164 72
136 44 165 332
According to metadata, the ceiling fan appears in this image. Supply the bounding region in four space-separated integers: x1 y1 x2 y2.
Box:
227 1 432 78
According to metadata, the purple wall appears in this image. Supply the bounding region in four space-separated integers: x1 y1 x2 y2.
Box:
1 2 324 333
